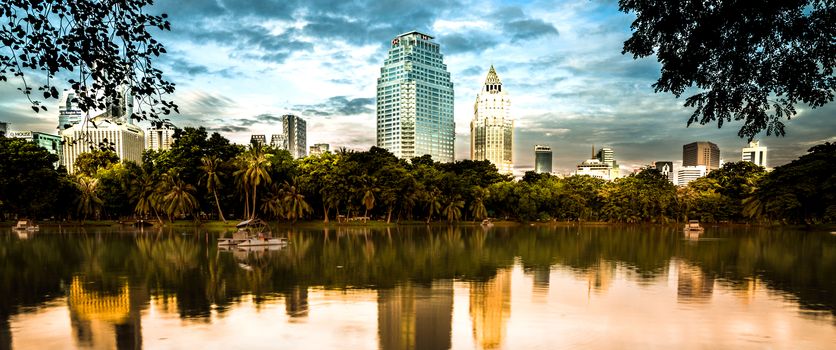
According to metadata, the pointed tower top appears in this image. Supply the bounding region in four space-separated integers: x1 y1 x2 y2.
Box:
592 144 595 158
484 65 502 86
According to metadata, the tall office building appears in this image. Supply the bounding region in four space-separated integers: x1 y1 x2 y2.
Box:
146 127 175 151
58 89 84 131
471 65 513 174
61 117 144 174
742 140 767 168
534 145 553 174
250 134 267 146
376 31 455 162
683 141 720 171
655 161 675 183
283 114 306 159
270 134 287 150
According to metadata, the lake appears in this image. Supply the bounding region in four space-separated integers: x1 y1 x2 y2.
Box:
1 225 834 349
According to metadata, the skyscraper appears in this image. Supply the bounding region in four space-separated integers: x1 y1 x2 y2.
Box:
146 127 175 151
683 141 720 171
376 31 455 162
58 89 83 131
742 140 767 168
471 65 513 174
61 117 144 174
283 114 306 159
534 145 552 174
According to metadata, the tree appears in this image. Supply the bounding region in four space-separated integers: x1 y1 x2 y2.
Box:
442 196 464 223
620 0 835 140
161 173 198 222
200 155 226 222
0 0 177 120
282 181 311 224
469 187 488 221
131 169 162 223
260 184 285 223
235 144 272 219
74 150 119 177
362 186 376 218
0 136 62 217
74 176 102 220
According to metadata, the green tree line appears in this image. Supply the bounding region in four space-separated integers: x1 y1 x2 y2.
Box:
0 128 833 225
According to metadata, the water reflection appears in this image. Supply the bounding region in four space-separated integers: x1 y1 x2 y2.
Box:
0 225 834 349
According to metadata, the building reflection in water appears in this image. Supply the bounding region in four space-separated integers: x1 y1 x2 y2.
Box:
378 280 454 350
67 276 148 350
676 261 715 303
285 286 309 319
469 269 511 350
587 260 615 295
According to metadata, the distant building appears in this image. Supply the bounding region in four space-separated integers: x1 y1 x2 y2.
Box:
376 31 455 162
683 141 720 171
283 114 306 159
61 117 144 174
534 145 552 174
677 165 707 186
655 161 675 183
309 143 330 156
7 130 62 167
58 89 84 131
0 121 8 136
596 147 615 166
146 127 175 151
270 134 287 150
575 145 620 180
471 65 513 174
250 134 267 146
742 140 767 168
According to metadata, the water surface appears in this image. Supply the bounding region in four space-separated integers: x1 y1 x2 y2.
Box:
1 225 834 349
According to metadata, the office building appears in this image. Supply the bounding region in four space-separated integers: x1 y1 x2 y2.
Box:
742 140 767 168
376 31 455 162
61 117 144 174
309 143 330 156
575 145 620 180
677 165 707 186
655 161 675 183
58 89 84 131
7 131 62 167
282 114 306 159
250 134 267 146
683 141 720 171
471 65 513 174
596 147 615 166
534 145 553 174
270 134 286 150
146 127 175 151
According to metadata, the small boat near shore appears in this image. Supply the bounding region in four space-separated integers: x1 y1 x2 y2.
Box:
218 218 286 247
14 219 39 231
684 220 704 239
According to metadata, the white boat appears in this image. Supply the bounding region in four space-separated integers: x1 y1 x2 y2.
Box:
236 237 287 247
14 219 39 231
481 219 494 227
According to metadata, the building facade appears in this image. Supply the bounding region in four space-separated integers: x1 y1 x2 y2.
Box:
270 134 287 150
677 165 707 186
575 145 620 180
654 161 675 183
309 143 330 156
683 141 720 171
146 127 175 151
534 145 552 174
7 131 62 167
250 134 267 146
61 118 145 174
741 140 767 168
58 89 84 131
471 65 513 174
282 114 306 159
376 31 455 162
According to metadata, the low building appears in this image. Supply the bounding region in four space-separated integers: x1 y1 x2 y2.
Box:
309 143 330 156
61 118 144 174
575 145 621 180
270 134 287 150
250 134 267 146
7 130 62 167
677 165 707 186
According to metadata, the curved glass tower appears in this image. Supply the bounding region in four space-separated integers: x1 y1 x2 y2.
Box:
376 31 455 162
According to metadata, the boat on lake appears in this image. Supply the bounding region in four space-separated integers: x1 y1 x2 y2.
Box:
684 220 704 239
14 219 39 231
218 218 285 247
481 219 494 227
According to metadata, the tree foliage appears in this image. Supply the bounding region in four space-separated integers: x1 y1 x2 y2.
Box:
620 0 836 139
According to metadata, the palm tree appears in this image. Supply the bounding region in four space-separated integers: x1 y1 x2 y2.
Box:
131 171 163 223
200 155 227 222
162 175 199 222
424 188 442 224
282 181 312 224
235 144 272 219
260 184 285 224
469 187 488 221
443 196 464 223
74 176 102 221
362 187 376 218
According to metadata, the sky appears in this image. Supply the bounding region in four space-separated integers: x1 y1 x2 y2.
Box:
1 0 834 174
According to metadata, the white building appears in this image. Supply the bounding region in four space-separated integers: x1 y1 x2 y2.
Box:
58 89 84 131
677 165 707 186
61 117 144 174
270 134 287 150
309 143 329 156
471 65 513 174
146 127 175 151
742 140 767 168
283 114 306 159
376 31 455 162
575 158 619 180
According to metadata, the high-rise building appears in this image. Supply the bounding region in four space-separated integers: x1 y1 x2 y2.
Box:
471 65 513 174
534 145 553 174
58 89 84 131
683 141 720 171
309 143 329 156
282 114 306 159
742 140 767 168
61 117 144 174
7 131 62 167
146 127 175 151
250 134 267 146
677 165 707 186
655 161 675 183
376 31 455 162
270 134 287 150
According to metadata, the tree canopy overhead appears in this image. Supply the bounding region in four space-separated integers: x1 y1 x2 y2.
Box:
0 0 177 121
619 0 835 140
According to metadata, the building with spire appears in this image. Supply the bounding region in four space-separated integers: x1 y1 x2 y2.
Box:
376 31 455 162
575 145 620 180
471 66 513 174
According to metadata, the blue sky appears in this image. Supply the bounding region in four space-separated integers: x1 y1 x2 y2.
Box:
2 0 834 173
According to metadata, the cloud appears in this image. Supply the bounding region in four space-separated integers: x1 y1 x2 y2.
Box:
295 96 375 116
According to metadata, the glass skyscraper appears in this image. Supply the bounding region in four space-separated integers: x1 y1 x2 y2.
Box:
376 31 455 162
